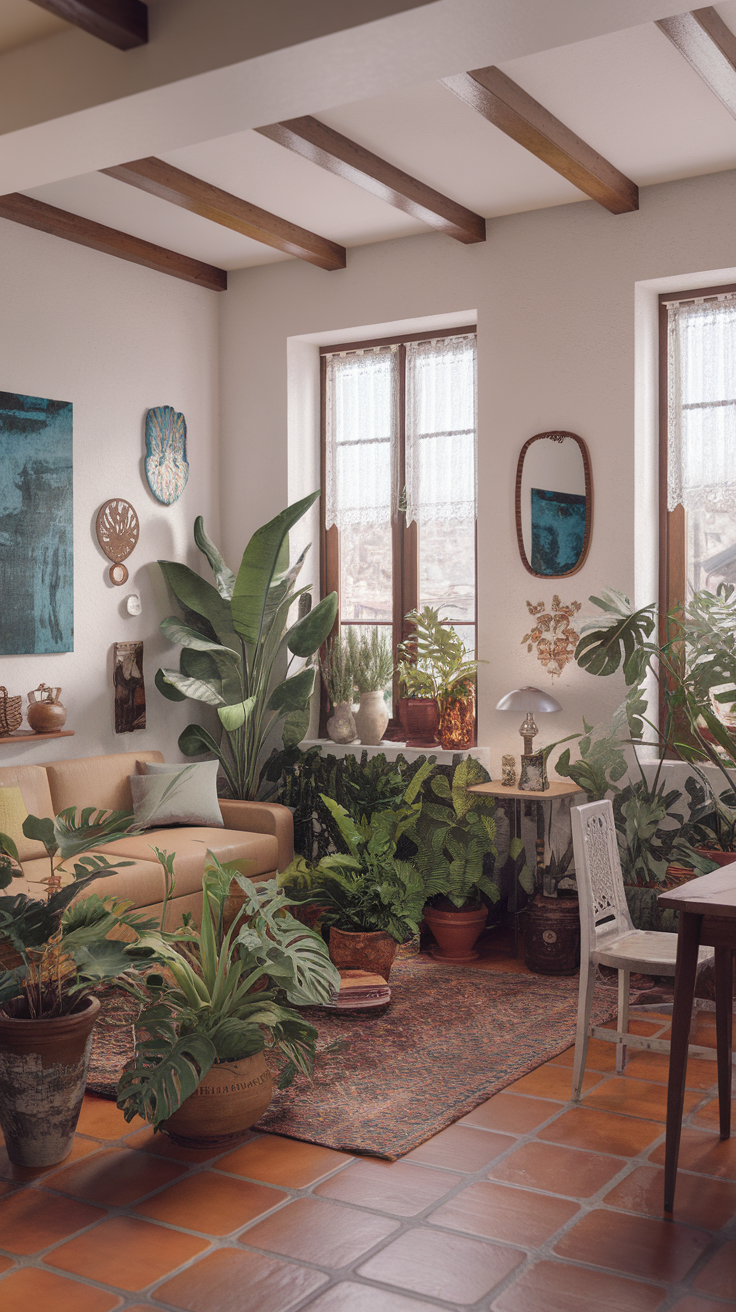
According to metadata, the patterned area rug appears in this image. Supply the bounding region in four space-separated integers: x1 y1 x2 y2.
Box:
85 962 617 1158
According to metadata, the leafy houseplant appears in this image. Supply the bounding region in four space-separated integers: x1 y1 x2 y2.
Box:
321 629 358 745
117 855 340 1145
155 493 338 800
398 607 480 748
352 628 394 746
280 761 438 979
0 846 165 1168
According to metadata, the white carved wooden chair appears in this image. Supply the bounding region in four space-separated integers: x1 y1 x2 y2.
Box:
571 799 717 1101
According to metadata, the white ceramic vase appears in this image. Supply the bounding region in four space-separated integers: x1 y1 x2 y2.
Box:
355 690 389 746
326 701 358 744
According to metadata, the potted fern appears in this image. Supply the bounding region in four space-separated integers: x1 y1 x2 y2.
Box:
117 854 340 1146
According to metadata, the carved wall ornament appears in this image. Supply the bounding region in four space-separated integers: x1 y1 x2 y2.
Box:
145 405 188 504
95 499 139 585
113 640 146 733
522 595 582 679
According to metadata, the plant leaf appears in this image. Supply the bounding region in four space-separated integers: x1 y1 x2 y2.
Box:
267 667 315 714
230 492 319 643
286 592 338 658
194 516 236 599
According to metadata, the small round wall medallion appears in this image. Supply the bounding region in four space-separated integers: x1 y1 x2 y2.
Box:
542 929 558 944
109 563 128 586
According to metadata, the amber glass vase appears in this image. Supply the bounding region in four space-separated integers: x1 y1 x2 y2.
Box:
439 691 475 750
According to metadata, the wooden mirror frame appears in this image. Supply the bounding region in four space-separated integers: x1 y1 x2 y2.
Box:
515 430 593 578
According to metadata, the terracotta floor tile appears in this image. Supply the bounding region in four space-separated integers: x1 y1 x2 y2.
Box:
357 1226 523 1304
241 1195 398 1265
490 1258 666 1312
0 1254 13 1272
156 1247 327 1312
314 1157 461 1216
505 1063 602 1100
539 1107 664 1156
45 1146 186 1205
552 1039 619 1072
127 1126 229 1163
604 1163 736 1229
302 1284 445 1310
488 1140 623 1197
217 1134 352 1187
75 1097 144 1141
136 1171 287 1234
582 1077 701 1123
622 1050 719 1091
0 1187 105 1254
554 1208 711 1281
460 1091 563 1133
0 1134 101 1182
0 1267 122 1312
429 1179 578 1246
404 1123 515 1171
45 1215 208 1290
670 1297 736 1311
691 1095 736 1130
692 1238 736 1300
649 1127 736 1179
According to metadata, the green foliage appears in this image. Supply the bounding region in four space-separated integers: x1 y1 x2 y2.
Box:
320 629 356 707
397 607 481 703
353 628 394 695
410 757 501 910
156 498 338 799
117 855 339 1127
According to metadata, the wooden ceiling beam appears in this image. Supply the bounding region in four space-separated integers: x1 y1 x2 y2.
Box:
0 193 226 291
29 0 148 50
101 157 346 271
656 8 736 118
256 116 485 244
441 66 638 215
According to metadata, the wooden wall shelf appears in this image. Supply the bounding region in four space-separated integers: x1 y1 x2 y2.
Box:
0 730 75 745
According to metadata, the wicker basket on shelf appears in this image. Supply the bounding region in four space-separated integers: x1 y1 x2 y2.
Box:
0 688 22 736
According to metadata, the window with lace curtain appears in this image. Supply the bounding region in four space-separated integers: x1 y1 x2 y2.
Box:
661 283 736 610
320 327 477 728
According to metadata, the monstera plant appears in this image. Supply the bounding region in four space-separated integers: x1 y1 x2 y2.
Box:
155 493 338 800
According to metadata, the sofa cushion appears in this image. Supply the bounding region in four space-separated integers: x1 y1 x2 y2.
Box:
99 828 279 897
0 765 55 861
45 751 164 815
129 761 223 829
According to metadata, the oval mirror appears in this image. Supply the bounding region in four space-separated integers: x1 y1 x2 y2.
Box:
515 430 592 577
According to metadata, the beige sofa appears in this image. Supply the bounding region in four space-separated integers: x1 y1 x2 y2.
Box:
0 750 293 927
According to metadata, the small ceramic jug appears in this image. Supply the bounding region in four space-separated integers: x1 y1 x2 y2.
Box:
354 690 389 746
327 701 358 744
26 684 66 733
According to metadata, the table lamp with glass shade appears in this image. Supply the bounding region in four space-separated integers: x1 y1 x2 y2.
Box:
495 686 562 791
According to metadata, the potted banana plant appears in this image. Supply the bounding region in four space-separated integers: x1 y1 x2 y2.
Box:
117 854 340 1146
155 494 338 799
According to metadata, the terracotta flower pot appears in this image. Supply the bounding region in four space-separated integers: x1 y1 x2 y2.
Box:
424 902 487 964
405 697 440 747
695 848 736 868
162 1052 273 1148
0 994 100 1167
523 892 580 975
329 926 398 981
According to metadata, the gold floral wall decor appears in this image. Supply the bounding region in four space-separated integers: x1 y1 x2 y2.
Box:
522 595 581 679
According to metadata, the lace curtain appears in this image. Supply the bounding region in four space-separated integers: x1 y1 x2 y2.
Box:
405 334 477 525
667 294 736 513
324 345 399 531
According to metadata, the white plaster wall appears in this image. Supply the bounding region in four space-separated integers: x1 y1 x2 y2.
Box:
219 166 736 779
0 219 220 769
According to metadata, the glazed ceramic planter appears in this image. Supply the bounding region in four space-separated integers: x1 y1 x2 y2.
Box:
424 903 487 964
327 701 358 744
329 926 398 981
439 694 475 750
523 892 580 975
162 1052 273 1148
355 690 389 746
0 995 101 1167
405 697 440 747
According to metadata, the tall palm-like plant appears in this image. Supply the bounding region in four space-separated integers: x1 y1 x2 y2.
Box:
155 494 338 799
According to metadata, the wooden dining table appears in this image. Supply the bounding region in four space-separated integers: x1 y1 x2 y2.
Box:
658 864 736 1212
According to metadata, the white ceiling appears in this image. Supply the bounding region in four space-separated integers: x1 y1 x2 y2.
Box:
16 3 736 273
0 0 68 55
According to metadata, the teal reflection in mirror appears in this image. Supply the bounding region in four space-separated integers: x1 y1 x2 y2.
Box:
515 431 592 578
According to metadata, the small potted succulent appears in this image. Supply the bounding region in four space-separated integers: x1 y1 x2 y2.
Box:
117 854 340 1146
351 627 394 746
321 628 358 744
398 607 480 748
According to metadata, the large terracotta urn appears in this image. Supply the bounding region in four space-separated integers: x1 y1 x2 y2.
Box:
0 995 100 1167
162 1052 273 1148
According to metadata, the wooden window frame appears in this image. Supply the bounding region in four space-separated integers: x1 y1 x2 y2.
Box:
319 325 478 738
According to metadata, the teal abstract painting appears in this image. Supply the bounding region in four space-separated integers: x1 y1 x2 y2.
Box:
530 487 586 575
0 392 73 654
